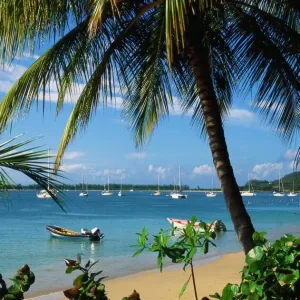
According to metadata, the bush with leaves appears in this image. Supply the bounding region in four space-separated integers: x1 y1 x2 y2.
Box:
63 256 140 300
133 216 217 299
0 265 35 300
211 232 300 300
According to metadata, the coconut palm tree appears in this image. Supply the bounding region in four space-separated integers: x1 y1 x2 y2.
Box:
0 1 298 253
0 135 65 210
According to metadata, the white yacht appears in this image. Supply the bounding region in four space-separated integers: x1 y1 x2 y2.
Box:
118 175 125 196
101 174 113 196
153 175 162 196
206 176 217 197
37 149 53 199
171 166 187 199
79 172 88 197
287 180 297 197
273 172 285 197
241 174 256 197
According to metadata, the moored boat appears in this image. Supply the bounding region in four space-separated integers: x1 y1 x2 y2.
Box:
46 225 104 241
206 191 217 197
167 217 226 232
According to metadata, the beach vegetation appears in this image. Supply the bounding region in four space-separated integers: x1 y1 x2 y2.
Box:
0 1 298 254
133 216 217 299
211 232 300 299
0 264 35 300
63 257 140 300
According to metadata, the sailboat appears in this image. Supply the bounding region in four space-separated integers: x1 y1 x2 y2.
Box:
118 175 125 196
206 176 217 197
153 175 162 196
241 174 256 197
287 179 297 197
129 185 134 192
101 174 113 196
79 172 88 197
273 172 285 197
171 166 187 199
37 149 54 199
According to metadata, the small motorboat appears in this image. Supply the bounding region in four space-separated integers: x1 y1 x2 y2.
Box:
46 225 104 241
167 218 226 233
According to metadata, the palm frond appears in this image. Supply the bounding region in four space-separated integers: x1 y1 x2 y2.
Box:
227 4 300 142
123 5 172 146
0 0 85 63
0 135 66 210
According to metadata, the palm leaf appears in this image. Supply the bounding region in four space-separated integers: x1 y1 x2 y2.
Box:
0 135 66 210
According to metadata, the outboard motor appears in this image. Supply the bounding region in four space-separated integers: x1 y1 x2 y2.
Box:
81 228 89 235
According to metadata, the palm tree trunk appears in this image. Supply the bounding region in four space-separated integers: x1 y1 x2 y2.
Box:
186 18 255 254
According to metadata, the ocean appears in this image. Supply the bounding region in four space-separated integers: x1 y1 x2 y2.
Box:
0 190 299 296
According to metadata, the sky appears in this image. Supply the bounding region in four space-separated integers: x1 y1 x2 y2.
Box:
0 56 298 188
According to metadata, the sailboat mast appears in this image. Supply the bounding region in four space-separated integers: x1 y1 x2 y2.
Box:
120 175 123 191
179 165 181 191
47 149 50 190
86 174 88 193
108 174 110 192
248 173 250 192
158 175 160 192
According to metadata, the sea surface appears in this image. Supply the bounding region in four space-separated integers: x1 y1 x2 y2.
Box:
0 190 299 296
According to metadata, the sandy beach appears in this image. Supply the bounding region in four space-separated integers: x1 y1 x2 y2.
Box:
28 252 245 300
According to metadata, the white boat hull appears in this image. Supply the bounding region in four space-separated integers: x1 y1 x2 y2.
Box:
101 192 113 196
171 192 187 199
241 191 256 197
118 191 124 196
153 191 162 196
37 193 52 199
167 218 226 233
206 192 217 197
287 192 297 197
273 192 285 197
79 192 88 197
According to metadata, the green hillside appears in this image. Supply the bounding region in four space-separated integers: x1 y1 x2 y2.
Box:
242 171 300 192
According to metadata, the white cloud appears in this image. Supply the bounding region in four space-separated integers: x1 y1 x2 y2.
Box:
125 152 147 159
252 162 283 178
284 149 297 161
60 163 84 172
226 109 255 123
148 164 167 177
288 161 294 169
63 151 84 160
95 168 125 176
193 164 213 175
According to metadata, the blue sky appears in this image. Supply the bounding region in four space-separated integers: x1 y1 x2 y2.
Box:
0 57 298 188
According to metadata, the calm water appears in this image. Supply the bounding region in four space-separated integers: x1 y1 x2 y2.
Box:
0 191 299 296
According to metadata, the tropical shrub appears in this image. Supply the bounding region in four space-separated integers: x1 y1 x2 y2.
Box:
0 265 35 300
133 216 217 299
63 256 140 300
211 232 300 300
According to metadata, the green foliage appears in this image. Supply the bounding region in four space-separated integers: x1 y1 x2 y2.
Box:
63 257 141 300
133 216 217 298
63 258 108 300
210 232 300 300
0 265 35 300
0 134 66 210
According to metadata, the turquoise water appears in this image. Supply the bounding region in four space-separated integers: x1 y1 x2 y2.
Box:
0 191 299 296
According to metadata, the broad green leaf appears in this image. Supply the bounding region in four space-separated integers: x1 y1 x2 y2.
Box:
65 265 79 274
179 274 191 298
246 246 264 265
283 253 295 264
73 273 88 286
209 292 221 299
